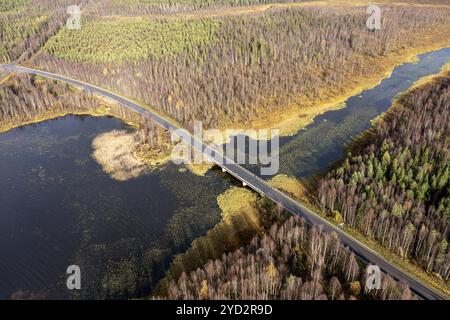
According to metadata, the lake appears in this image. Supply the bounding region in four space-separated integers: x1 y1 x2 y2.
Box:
0 115 234 299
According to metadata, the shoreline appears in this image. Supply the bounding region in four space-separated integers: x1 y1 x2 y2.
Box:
240 25 450 137
1 39 449 180
157 50 450 298
306 67 450 297
0 108 137 135
2 28 449 140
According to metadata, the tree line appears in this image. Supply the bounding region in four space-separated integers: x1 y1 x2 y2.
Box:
0 73 167 149
33 5 450 131
84 0 314 16
162 215 414 299
317 72 450 279
0 0 90 63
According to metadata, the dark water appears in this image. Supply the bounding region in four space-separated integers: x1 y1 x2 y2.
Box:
0 116 233 299
227 48 450 178
277 48 450 178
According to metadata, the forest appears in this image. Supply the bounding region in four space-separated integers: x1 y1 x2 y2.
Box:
317 71 450 280
84 0 314 15
0 73 100 129
32 3 450 132
1 0 449 300
0 73 173 160
0 0 29 13
44 18 220 64
84 0 450 16
160 213 415 300
0 0 86 63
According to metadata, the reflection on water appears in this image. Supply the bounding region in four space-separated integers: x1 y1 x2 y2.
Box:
224 48 450 179
0 115 232 299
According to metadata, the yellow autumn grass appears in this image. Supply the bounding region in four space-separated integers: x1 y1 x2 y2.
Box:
268 174 309 201
156 187 261 293
217 186 259 219
92 129 172 181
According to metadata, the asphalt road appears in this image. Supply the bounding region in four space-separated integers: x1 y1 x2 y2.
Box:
1 63 446 300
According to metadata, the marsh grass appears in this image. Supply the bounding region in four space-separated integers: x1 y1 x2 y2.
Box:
155 186 261 295
91 129 172 181
92 130 149 181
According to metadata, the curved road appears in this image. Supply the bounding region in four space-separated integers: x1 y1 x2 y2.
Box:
1 63 446 300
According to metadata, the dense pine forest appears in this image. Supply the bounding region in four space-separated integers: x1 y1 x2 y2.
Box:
0 0 86 63
162 214 415 299
317 71 450 280
32 4 450 131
